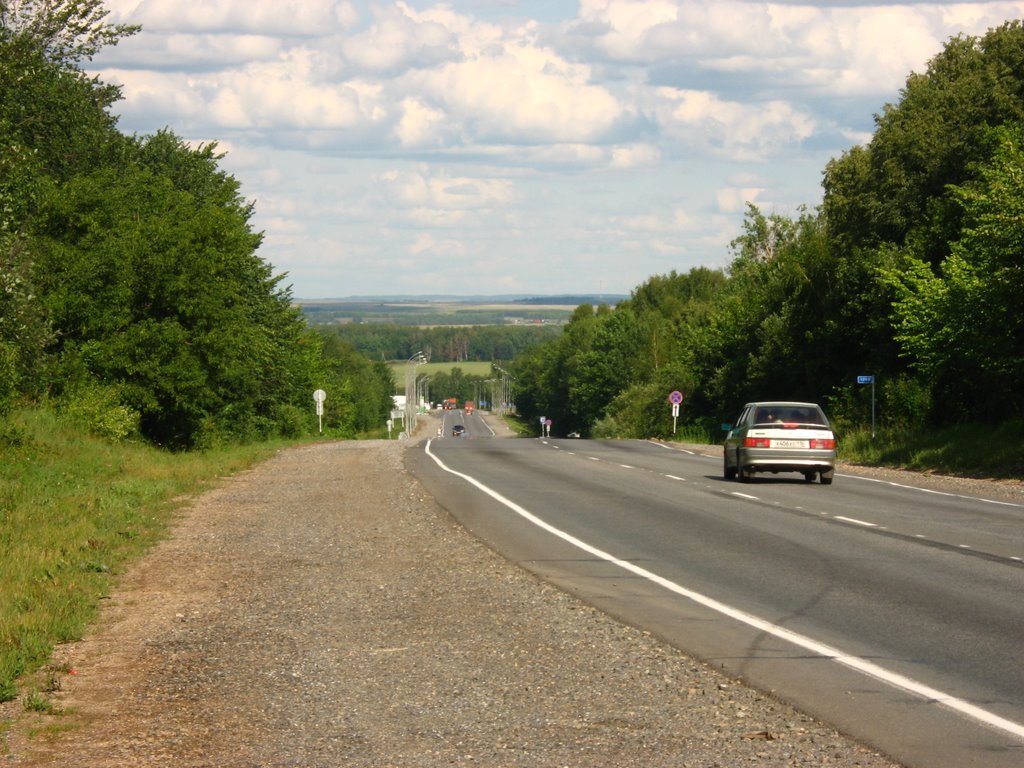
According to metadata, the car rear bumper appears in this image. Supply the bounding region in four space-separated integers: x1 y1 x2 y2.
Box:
739 449 835 474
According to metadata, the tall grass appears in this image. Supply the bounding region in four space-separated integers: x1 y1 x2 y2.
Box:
837 420 1024 478
0 407 281 702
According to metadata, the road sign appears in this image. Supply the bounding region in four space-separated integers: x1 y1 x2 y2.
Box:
669 390 683 405
313 389 327 402
857 376 876 438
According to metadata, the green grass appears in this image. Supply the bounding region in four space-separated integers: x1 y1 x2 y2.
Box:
389 361 496 393
0 407 283 703
836 420 1024 478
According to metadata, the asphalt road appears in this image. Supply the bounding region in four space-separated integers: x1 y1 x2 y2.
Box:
408 414 1024 768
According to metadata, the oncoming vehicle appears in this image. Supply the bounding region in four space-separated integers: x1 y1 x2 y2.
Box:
451 424 466 437
723 401 836 485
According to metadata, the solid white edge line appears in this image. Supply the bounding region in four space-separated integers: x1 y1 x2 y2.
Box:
834 515 878 528
423 439 1024 742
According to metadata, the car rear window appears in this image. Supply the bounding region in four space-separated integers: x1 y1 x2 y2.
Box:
753 407 828 427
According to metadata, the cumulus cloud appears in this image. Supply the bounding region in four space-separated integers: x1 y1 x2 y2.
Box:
655 87 816 159
105 0 358 35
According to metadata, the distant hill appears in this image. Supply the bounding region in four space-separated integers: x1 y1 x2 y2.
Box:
297 294 626 305
513 295 626 306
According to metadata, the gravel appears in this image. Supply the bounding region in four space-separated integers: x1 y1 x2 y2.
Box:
2 434 908 767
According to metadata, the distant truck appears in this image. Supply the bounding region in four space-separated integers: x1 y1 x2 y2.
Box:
464 401 474 415
443 398 457 410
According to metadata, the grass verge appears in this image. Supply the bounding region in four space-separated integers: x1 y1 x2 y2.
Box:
837 420 1024 478
0 406 284 704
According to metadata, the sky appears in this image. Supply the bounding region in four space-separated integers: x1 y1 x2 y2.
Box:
90 1 1024 298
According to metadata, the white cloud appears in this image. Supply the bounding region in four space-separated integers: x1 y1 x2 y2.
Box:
105 0 357 35
341 2 460 74
716 186 765 214
656 87 816 159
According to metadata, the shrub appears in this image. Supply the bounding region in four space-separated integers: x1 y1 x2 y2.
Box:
57 383 139 441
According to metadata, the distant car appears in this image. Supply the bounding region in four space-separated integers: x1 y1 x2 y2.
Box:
723 401 836 484
452 424 466 437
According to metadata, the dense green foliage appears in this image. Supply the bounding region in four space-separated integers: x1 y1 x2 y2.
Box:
511 22 1024 466
0 2 393 447
320 322 560 364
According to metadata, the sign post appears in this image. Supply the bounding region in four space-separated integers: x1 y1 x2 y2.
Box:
313 389 327 434
857 375 875 438
668 390 684 435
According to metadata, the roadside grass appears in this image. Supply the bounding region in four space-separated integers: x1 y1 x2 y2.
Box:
0 407 283 705
837 420 1024 479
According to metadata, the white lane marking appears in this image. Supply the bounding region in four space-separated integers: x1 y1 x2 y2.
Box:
665 475 686 482
475 415 496 437
839 473 1024 508
649 440 694 454
619 464 635 470
423 439 1024 742
731 492 759 501
588 456 601 461
834 516 878 528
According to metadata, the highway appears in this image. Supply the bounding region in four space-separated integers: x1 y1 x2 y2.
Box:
407 411 1024 768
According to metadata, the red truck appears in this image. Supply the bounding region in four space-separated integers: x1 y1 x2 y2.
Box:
464 401 474 415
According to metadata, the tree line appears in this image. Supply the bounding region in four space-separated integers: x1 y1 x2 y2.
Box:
511 22 1024 440
1 1 393 447
320 323 560 364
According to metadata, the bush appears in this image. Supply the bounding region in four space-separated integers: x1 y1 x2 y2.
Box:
57 383 140 441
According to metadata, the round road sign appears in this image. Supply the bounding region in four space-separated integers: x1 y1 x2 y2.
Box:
668 390 683 405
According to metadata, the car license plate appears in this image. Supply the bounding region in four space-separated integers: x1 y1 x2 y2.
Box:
772 439 807 448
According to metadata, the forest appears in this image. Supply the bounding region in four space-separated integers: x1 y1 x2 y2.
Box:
0 1 394 447
320 323 560 364
510 21 1024 449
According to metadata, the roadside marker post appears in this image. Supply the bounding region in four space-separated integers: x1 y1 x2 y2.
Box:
857 376 875 438
313 389 327 434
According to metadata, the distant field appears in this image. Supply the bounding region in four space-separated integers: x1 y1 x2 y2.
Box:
298 295 624 326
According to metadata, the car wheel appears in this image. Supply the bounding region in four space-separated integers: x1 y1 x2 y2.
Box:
739 465 754 482
804 472 817 483
724 454 737 480
820 470 834 485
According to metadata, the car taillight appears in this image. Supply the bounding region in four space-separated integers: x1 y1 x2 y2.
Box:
809 438 836 450
743 437 771 448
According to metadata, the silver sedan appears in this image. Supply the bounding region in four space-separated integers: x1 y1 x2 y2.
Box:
723 401 836 484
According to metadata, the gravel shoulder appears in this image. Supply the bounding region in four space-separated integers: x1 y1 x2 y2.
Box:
0 431 927 767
